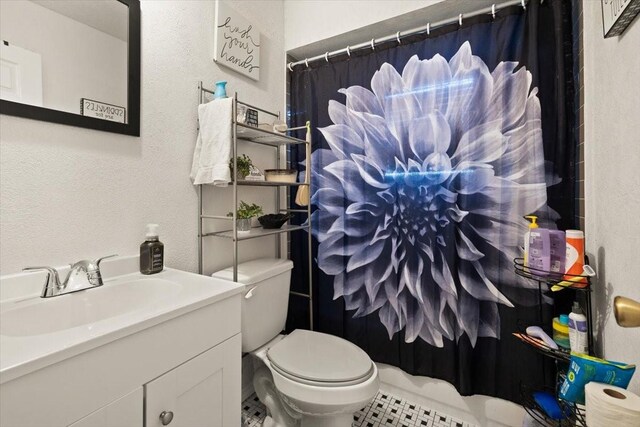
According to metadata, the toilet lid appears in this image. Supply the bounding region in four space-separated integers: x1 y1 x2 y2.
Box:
267 330 373 383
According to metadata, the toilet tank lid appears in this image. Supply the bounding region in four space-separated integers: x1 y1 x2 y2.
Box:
211 258 293 285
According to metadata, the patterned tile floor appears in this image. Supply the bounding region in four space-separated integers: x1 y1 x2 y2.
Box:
242 391 477 427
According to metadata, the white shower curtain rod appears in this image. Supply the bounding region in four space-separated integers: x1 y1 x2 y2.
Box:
287 0 535 70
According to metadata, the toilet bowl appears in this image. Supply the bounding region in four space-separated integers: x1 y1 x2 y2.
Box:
212 258 379 427
252 330 379 426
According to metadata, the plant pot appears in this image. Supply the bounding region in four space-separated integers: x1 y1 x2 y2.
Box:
236 218 251 234
235 170 248 181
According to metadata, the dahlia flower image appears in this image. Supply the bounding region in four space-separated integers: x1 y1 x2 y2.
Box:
310 42 551 347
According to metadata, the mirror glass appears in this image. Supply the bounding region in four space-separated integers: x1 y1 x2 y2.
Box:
0 0 129 124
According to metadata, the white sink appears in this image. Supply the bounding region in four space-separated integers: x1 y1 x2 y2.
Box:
1 278 182 337
0 256 243 384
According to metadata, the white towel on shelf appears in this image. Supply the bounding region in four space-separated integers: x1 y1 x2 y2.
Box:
190 97 233 186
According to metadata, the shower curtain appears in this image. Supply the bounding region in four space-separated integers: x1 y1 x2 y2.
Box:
288 1 576 402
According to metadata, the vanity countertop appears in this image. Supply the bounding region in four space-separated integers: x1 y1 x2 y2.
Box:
0 257 242 384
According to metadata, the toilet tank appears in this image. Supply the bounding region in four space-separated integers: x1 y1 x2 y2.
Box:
212 258 293 352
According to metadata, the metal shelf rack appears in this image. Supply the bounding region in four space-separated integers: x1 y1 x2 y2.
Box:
196 81 313 329
513 257 594 353
513 257 594 427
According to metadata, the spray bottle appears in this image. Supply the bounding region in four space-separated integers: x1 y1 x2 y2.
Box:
524 215 539 269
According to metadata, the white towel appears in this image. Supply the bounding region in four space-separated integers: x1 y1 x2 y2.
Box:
190 98 233 186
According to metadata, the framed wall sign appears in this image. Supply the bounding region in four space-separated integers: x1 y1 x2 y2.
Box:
213 1 260 81
602 0 640 38
80 98 126 123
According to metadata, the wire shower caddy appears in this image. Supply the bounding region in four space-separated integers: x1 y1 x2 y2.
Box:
513 257 594 427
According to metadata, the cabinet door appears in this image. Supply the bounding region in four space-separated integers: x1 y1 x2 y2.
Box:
68 388 142 427
145 334 241 427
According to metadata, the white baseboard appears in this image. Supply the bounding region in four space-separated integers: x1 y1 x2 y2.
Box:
376 363 524 427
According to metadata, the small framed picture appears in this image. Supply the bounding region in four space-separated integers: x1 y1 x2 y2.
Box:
80 98 126 123
245 108 258 127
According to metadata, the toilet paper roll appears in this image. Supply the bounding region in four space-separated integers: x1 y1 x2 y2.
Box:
585 382 640 427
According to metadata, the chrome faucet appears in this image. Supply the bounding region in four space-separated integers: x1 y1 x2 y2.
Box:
23 254 118 298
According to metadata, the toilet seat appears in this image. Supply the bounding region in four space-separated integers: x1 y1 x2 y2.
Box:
269 362 374 387
267 330 374 387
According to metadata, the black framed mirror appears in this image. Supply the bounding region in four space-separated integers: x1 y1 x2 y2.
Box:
0 0 140 136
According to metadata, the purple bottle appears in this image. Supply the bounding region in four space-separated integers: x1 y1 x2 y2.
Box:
548 230 566 278
528 228 551 275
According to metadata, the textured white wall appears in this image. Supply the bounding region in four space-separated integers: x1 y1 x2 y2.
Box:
284 0 443 52
583 1 640 394
0 0 127 114
0 0 285 274
283 0 514 59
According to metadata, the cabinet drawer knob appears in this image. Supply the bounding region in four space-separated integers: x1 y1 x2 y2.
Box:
159 410 174 425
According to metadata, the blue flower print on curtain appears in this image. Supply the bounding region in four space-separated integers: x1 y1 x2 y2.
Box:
310 41 551 347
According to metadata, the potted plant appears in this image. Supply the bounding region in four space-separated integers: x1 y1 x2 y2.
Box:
228 201 263 233
229 154 253 180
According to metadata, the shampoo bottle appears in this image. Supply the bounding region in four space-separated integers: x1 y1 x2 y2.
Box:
140 223 164 275
568 301 588 354
524 215 539 269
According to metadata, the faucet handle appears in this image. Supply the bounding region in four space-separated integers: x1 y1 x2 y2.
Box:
82 254 118 288
95 254 118 268
23 266 62 298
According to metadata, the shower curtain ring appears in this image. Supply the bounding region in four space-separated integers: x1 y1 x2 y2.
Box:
491 4 496 20
346 46 351 57
305 58 309 68
426 23 430 35
325 52 329 63
396 31 402 44
459 14 463 26
521 0 526 10
371 38 376 51
287 62 293 72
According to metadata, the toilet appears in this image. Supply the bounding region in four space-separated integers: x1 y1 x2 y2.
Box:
213 258 379 427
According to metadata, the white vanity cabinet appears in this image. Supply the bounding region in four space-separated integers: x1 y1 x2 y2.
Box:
66 335 241 427
0 265 243 427
145 335 241 427
68 388 143 427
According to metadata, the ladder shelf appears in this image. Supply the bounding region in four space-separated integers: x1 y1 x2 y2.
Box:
196 81 314 330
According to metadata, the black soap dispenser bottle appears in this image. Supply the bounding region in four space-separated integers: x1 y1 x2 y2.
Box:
140 223 164 274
